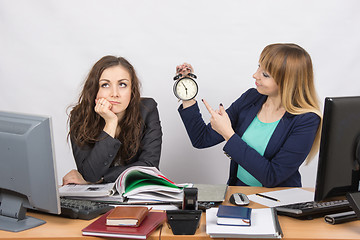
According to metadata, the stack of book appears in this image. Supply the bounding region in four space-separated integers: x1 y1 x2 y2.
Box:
206 205 282 239
82 206 166 239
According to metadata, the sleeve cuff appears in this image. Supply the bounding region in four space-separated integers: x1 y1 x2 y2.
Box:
223 133 244 158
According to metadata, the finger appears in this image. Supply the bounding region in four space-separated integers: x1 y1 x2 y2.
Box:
202 99 215 114
97 98 111 109
219 103 226 115
62 178 71 186
186 65 193 73
96 98 104 106
104 99 113 110
176 65 182 73
184 63 194 72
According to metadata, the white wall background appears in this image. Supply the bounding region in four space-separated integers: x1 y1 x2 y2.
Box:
1 0 360 187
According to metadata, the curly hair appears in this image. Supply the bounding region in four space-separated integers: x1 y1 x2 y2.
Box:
68 56 142 165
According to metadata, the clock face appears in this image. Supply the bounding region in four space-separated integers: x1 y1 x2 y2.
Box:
173 77 198 101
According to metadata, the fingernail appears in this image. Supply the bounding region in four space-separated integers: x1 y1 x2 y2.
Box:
220 103 223 106
201 99 204 102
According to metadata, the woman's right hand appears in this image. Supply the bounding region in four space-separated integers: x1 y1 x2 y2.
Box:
95 98 118 137
94 98 118 123
176 62 194 77
175 63 197 108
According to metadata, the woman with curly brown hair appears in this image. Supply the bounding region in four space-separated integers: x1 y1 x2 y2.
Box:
62 56 162 185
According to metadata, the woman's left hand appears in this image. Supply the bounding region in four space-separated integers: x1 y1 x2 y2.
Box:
62 169 89 185
202 99 235 141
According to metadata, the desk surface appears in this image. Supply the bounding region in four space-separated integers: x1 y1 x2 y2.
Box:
1 186 360 240
0 210 161 240
162 186 360 240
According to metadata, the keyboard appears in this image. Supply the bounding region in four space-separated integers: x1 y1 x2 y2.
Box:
275 199 352 219
60 198 114 220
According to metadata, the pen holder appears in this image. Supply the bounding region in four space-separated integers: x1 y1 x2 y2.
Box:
166 210 202 235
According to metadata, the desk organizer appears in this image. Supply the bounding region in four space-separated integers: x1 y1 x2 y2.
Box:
166 210 202 235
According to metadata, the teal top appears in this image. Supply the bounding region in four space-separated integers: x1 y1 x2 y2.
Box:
237 115 280 186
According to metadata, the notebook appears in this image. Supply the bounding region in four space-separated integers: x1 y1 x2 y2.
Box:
216 205 252 226
106 206 150 227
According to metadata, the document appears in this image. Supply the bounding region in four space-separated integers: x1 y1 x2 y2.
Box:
59 166 189 203
248 188 314 207
59 183 116 197
206 207 282 238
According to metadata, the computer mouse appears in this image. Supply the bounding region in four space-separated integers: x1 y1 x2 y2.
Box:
229 193 250 206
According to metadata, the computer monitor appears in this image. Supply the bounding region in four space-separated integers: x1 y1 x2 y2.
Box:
314 96 360 202
0 111 60 232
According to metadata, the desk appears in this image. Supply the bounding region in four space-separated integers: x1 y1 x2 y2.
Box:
0 211 161 240
162 186 360 240
1 187 360 240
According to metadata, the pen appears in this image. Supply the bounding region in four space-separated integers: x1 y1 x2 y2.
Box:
255 193 280 202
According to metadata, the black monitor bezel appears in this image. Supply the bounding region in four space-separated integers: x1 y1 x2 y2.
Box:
314 96 360 202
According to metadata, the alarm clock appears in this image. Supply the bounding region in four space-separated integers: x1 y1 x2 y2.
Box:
173 73 198 101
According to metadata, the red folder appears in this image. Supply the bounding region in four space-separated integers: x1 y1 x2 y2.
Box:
82 209 166 239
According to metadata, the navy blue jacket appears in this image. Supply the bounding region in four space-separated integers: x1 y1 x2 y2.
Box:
179 88 320 187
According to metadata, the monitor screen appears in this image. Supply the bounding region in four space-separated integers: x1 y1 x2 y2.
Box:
314 96 360 202
0 111 60 232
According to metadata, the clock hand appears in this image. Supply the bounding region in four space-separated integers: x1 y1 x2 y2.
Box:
181 82 187 90
181 82 188 95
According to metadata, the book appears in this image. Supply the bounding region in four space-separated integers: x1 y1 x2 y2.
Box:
216 205 251 226
106 206 150 227
59 166 188 203
115 166 186 202
206 207 282 238
82 209 166 239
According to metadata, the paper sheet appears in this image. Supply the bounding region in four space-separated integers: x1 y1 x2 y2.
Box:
248 188 314 207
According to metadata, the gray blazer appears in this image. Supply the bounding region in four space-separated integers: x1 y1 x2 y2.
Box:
71 97 162 183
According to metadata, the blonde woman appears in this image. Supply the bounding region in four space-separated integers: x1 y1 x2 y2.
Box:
177 43 321 187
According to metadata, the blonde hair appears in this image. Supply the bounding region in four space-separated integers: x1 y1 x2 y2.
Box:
259 43 322 163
